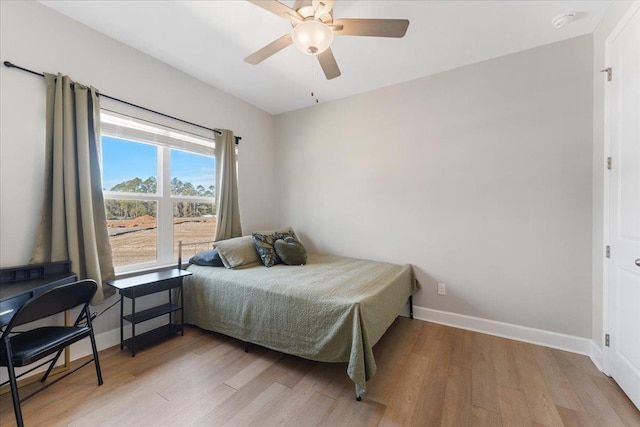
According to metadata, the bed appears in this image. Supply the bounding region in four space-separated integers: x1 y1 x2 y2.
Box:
180 243 419 399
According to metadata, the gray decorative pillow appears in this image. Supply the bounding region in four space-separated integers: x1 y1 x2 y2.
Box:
252 227 298 267
274 237 307 265
214 236 261 269
189 249 224 267
252 232 278 267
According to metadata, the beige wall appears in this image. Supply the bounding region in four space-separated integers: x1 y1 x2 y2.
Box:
0 1 276 332
275 35 594 338
591 1 635 353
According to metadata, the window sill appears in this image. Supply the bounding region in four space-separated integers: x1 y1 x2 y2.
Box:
114 262 183 280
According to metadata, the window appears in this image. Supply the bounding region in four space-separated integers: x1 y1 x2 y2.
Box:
101 112 216 272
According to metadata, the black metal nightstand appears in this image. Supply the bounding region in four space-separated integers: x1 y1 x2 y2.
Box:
109 269 192 356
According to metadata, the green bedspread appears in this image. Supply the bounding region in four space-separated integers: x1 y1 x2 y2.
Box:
183 253 419 396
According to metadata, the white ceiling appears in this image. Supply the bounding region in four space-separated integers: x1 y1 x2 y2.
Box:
41 1 611 115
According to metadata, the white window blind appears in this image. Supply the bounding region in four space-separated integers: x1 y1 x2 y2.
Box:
101 111 215 156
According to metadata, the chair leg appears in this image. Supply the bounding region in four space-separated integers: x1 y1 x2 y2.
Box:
90 329 103 385
87 309 103 385
43 303 90 383
5 340 24 427
40 348 64 383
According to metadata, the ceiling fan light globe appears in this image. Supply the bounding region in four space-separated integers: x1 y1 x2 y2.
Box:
292 20 334 56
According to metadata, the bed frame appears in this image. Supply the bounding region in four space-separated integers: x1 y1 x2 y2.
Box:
177 240 214 269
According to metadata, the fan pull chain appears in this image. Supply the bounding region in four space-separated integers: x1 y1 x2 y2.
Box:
310 57 319 104
315 63 319 103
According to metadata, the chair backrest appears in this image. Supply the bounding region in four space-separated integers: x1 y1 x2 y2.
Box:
9 279 98 327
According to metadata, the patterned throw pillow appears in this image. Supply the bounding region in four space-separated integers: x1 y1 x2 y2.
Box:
274 228 297 241
252 227 299 267
252 232 278 267
274 237 307 265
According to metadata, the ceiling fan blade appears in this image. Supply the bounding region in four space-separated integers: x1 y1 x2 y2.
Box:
317 47 341 80
244 34 293 65
332 18 409 38
247 0 302 21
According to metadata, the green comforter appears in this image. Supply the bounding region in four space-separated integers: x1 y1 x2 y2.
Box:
183 253 419 396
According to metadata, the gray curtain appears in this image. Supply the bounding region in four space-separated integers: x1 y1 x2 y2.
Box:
31 73 115 304
214 129 242 240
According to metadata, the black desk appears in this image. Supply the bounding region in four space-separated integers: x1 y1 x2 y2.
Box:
0 261 77 327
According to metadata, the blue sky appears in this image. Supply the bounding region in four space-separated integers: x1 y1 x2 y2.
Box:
102 136 215 191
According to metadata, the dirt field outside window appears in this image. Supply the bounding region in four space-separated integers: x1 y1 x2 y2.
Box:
107 216 216 267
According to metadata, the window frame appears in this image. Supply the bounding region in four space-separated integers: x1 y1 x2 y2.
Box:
100 111 216 274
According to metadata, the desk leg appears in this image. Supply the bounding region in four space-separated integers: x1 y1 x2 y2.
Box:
168 289 172 329
119 295 124 351
65 310 71 366
131 296 136 357
180 282 184 336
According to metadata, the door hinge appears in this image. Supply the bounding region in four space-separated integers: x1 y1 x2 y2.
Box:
601 67 612 82
606 245 610 258
605 333 610 347
607 157 612 170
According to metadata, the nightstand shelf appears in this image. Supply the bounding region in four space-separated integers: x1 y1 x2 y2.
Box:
123 324 182 350
109 269 192 356
122 303 181 324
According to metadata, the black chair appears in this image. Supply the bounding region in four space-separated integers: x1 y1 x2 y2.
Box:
0 279 103 427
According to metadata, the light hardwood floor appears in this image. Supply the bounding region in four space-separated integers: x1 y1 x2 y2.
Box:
1 318 638 426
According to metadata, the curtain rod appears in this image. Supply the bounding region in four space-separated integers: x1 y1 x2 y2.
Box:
3 61 242 143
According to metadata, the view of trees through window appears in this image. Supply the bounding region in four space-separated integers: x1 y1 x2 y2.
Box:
105 177 215 219
102 132 216 270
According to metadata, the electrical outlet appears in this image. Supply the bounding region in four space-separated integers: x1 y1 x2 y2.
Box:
438 282 446 295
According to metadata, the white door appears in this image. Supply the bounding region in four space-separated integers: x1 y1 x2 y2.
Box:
606 3 640 410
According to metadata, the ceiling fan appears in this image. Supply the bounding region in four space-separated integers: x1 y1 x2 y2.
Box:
244 0 410 80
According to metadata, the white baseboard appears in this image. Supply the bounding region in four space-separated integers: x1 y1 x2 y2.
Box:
69 327 122 360
411 305 592 356
1 322 164 383
590 340 605 373
70 318 167 360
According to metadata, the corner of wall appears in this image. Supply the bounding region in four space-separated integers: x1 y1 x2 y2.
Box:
589 339 605 373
